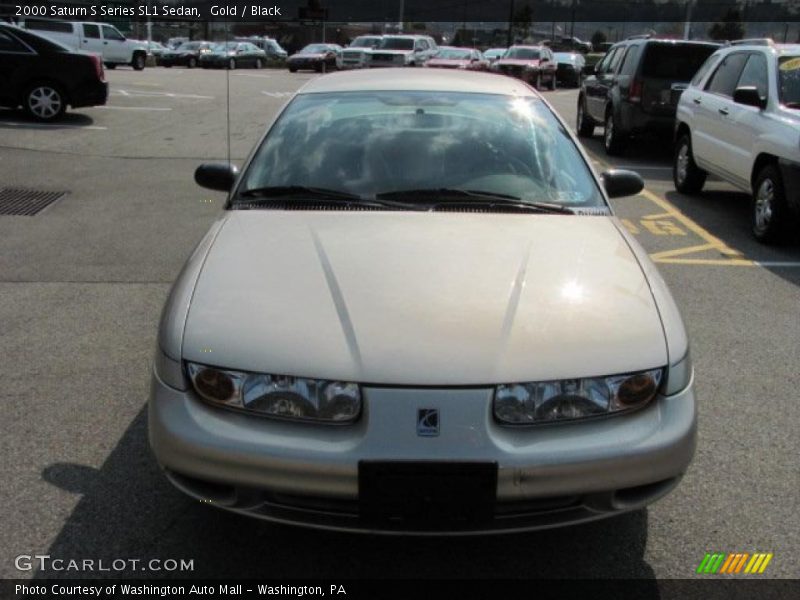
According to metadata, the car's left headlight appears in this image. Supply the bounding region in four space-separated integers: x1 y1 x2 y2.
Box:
493 368 664 425
185 362 361 423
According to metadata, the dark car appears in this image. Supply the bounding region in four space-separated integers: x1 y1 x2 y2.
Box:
0 23 108 121
577 37 720 155
199 42 267 69
287 43 340 73
159 41 214 68
490 45 557 90
554 51 586 87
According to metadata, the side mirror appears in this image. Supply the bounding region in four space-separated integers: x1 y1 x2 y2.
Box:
733 86 766 109
601 169 644 199
195 163 239 192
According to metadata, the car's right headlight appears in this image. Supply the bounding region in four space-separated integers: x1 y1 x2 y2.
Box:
185 362 361 423
493 368 664 425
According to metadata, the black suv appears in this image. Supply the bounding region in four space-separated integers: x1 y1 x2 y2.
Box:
576 37 719 155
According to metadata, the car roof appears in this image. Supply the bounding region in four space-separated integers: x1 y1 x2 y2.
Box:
298 68 537 97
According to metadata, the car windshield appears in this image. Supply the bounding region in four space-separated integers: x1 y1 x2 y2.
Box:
505 48 540 60
641 43 718 80
378 38 415 50
436 48 472 60
177 42 202 51
351 37 380 48
237 91 604 209
302 44 329 53
778 56 800 107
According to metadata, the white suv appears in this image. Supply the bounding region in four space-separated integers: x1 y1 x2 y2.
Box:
368 35 438 68
673 40 800 243
23 19 147 70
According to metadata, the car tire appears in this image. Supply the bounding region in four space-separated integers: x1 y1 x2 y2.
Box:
603 110 626 156
229 58 236 70
255 58 262 69
132 52 146 71
673 135 707 194
576 97 594 138
188 57 197 69
289 67 297 73
163 64 172 68
23 82 67 122
105 63 116 70
752 165 791 244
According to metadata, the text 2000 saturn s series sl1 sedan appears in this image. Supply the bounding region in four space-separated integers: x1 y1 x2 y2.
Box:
149 68 696 534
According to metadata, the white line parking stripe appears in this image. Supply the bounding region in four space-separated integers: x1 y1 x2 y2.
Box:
96 106 172 111
754 261 800 268
112 90 214 99
0 122 107 130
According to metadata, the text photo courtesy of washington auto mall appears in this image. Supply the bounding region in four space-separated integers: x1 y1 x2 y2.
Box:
0 0 799 598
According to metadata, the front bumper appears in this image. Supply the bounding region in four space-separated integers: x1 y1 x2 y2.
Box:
149 369 696 534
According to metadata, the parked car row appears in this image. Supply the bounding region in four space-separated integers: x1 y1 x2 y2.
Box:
576 35 800 244
295 37 582 92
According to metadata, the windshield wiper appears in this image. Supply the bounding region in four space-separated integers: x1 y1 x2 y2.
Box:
236 186 417 210
375 188 575 213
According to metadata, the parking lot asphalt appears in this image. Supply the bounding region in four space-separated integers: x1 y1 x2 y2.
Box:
1 67 798 581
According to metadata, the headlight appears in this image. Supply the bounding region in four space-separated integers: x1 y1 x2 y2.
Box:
493 368 664 425
185 362 361 423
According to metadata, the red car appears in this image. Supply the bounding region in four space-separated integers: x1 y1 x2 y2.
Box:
491 45 557 90
425 46 489 71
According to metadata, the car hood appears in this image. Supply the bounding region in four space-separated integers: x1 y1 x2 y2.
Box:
291 52 326 59
183 212 667 385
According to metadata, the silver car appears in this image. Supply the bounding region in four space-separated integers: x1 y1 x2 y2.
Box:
150 68 696 534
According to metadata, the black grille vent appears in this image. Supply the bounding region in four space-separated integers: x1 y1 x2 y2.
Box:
239 202 391 211
0 188 67 216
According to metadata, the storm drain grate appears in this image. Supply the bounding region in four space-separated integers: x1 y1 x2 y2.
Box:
0 188 68 216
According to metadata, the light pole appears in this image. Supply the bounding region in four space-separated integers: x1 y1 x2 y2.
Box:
506 0 515 48
683 0 693 40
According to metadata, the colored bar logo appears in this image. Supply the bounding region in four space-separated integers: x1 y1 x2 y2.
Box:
696 552 773 574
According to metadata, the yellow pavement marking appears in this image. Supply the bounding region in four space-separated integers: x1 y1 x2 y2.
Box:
641 219 686 236
641 212 674 220
651 257 755 266
638 188 747 259
621 218 640 234
594 154 755 265
650 243 716 260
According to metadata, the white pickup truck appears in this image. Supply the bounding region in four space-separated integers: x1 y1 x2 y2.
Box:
22 19 148 70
